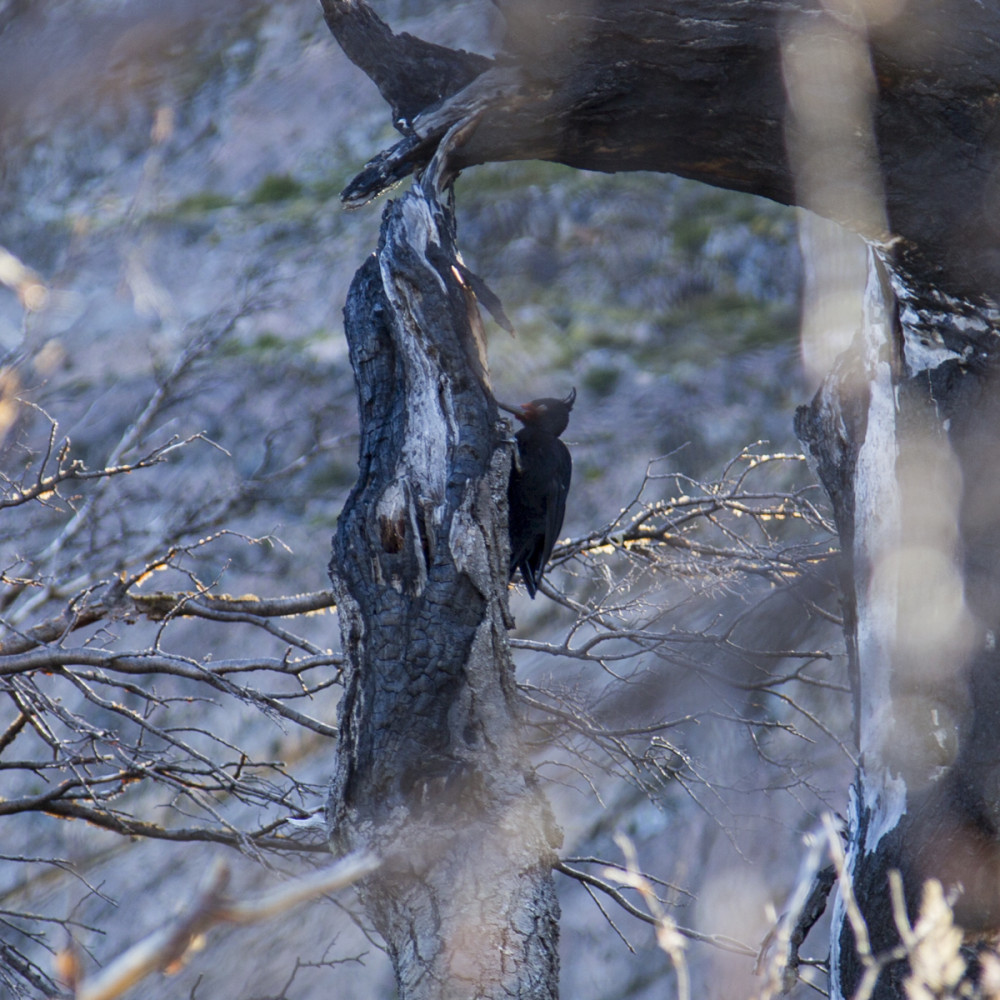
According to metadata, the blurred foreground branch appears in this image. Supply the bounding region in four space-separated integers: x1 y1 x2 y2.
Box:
62 852 378 1000
0 245 47 312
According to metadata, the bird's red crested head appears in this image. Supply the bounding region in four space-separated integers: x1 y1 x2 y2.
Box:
497 389 575 435
516 401 542 423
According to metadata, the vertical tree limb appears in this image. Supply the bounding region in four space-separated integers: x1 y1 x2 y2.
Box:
799 246 1000 998
327 156 560 997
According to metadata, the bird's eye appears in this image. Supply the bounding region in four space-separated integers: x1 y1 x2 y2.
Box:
537 404 548 412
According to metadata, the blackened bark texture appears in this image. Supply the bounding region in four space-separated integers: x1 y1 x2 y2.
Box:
320 0 491 128
327 171 560 998
322 2 1000 998
324 0 1000 309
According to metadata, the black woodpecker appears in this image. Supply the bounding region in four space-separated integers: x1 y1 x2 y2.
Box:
498 388 575 598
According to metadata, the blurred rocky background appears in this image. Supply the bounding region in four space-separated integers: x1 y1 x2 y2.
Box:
0 1 864 996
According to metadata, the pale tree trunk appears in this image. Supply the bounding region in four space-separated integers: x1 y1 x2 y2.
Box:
323 2 1000 996
798 252 1000 997
327 165 560 997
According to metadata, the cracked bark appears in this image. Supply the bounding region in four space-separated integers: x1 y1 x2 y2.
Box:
327 163 559 998
323 2 1000 996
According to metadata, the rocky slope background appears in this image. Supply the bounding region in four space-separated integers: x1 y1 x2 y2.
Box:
0 1 863 997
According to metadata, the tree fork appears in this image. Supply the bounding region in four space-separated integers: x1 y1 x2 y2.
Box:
326 152 561 997
323 1 1000 995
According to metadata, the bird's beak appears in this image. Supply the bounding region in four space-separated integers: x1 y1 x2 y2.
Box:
496 399 528 421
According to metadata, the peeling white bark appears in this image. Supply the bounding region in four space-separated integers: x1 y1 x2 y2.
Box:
380 197 455 512
830 243 991 997
828 256 906 1000
852 253 902 784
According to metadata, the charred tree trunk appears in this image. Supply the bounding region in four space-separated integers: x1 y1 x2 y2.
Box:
797 255 1000 998
323 2 1000 997
327 162 560 997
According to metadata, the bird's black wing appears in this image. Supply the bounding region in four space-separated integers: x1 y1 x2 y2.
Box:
507 436 540 594
537 439 572 585
507 430 572 598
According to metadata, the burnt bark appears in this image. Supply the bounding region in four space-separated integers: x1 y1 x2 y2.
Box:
323 2 1000 997
327 161 560 998
325 0 1000 309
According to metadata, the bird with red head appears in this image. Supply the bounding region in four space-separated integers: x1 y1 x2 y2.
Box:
497 388 575 598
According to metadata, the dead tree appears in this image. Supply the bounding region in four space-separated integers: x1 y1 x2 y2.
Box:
326 147 560 996
323 1 1000 997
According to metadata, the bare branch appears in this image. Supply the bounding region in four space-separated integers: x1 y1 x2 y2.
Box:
556 860 756 958
72 853 378 1000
